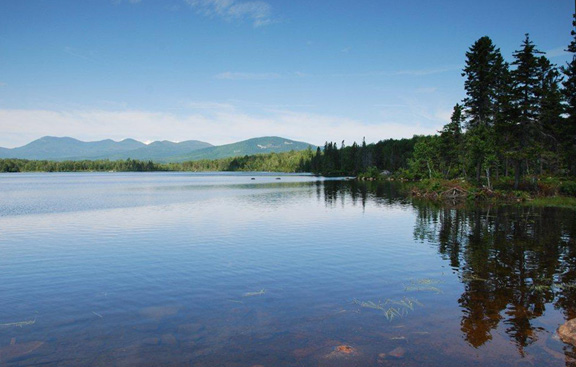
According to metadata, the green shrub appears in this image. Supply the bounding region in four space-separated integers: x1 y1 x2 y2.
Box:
560 181 576 197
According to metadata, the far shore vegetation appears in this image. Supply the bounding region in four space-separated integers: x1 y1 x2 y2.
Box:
2 17 576 207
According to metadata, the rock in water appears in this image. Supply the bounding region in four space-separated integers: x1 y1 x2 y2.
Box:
387 346 406 359
325 344 359 359
0 341 44 362
558 318 576 346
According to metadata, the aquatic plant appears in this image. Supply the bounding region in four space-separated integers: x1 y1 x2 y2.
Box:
388 296 423 311
353 297 422 322
243 289 266 297
383 306 405 321
404 279 444 294
353 299 387 311
0 319 36 328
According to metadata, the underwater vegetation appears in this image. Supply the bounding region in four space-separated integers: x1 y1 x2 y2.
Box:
0 319 36 328
353 297 423 322
243 289 266 297
403 278 444 294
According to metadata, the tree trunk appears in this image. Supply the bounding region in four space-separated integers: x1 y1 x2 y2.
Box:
476 162 481 182
514 160 521 189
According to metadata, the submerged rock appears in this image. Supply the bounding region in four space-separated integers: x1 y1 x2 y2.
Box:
378 346 406 362
388 346 406 359
0 341 44 362
325 344 359 359
335 345 355 354
558 318 576 346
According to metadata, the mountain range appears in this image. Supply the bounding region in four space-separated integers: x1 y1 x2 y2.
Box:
0 136 315 163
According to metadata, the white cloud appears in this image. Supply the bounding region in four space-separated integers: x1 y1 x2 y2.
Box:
112 0 142 4
546 46 570 58
185 0 273 27
394 66 459 76
415 87 437 94
64 47 97 62
0 107 442 149
185 101 235 109
215 72 281 80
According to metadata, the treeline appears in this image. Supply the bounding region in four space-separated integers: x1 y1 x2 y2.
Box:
0 149 315 173
172 149 314 172
408 22 576 188
313 17 576 188
309 137 420 176
0 158 165 172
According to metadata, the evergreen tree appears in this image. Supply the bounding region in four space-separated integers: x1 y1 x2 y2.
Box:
561 13 576 175
510 34 544 187
439 104 464 178
537 56 564 173
462 36 507 129
462 36 508 181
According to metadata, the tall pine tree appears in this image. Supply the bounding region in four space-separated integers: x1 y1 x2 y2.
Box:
510 34 544 187
462 36 508 182
561 13 576 175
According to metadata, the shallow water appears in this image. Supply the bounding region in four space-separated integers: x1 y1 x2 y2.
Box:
0 172 575 366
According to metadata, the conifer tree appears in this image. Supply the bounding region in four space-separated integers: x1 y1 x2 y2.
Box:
462 36 507 181
462 36 507 129
439 104 464 178
561 13 576 175
510 34 544 186
537 56 564 173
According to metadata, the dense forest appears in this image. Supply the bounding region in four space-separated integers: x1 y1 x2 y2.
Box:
311 16 576 188
0 149 316 173
2 16 575 195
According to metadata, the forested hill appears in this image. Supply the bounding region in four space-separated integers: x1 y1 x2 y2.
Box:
169 136 315 162
0 136 315 162
0 136 211 161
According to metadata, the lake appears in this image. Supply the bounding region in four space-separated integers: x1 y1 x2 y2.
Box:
0 172 575 366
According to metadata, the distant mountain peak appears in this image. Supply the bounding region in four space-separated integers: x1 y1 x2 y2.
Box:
0 136 314 163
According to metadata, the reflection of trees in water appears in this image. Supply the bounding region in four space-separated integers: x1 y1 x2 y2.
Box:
320 181 576 354
320 180 406 209
413 202 576 354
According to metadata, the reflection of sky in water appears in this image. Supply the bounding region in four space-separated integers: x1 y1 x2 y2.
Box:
0 173 574 367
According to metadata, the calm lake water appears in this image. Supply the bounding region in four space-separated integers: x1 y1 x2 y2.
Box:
0 172 575 366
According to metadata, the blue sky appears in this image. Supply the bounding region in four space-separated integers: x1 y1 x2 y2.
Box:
0 0 573 147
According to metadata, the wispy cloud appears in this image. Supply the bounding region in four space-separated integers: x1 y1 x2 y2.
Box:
185 0 274 27
415 87 437 94
185 101 235 109
546 46 570 59
213 67 458 81
112 0 142 4
215 72 281 80
321 65 461 78
393 66 459 76
0 82 6 87
64 47 97 62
